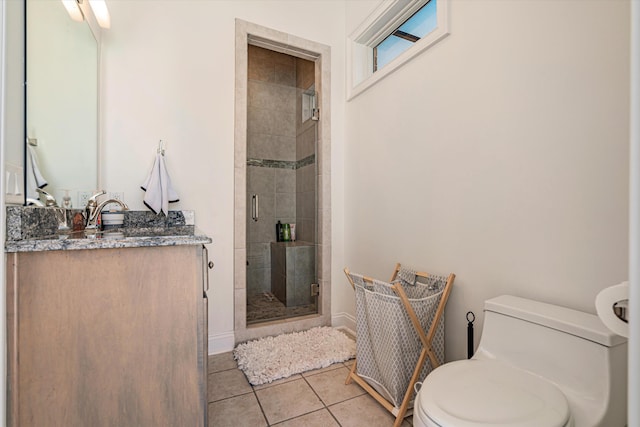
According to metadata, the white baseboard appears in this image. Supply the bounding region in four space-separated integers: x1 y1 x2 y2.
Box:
208 331 235 355
331 312 356 333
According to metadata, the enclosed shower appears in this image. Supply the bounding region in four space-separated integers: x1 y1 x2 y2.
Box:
245 45 319 324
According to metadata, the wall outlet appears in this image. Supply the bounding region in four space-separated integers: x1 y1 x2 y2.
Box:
78 191 93 208
109 192 124 203
105 192 125 211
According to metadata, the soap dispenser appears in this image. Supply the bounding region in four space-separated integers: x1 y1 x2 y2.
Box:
61 189 72 209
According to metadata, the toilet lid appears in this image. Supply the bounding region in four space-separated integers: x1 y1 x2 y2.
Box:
418 359 570 427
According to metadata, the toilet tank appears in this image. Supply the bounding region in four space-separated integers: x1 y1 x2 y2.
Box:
474 295 627 427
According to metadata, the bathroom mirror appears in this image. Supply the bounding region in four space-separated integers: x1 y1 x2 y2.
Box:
25 0 99 207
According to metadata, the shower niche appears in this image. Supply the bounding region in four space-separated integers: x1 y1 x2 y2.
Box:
245 45 319 325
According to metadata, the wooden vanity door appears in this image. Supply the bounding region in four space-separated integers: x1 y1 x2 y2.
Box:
7 245 206 427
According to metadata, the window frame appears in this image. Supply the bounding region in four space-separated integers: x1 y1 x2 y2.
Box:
347 0 450 100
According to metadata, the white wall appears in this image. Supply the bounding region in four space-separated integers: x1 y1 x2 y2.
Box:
100 0 346 353
345 0 630 361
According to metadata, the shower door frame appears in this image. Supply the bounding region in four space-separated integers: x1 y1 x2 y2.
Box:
233 19 332 343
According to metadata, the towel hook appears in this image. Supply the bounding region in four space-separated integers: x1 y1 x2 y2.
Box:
158 140 166 156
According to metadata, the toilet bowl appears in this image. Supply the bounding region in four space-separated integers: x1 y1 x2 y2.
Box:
413 295 627 427
413 359 572 427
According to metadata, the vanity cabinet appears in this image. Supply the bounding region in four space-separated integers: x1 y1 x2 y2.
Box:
6 244 208 426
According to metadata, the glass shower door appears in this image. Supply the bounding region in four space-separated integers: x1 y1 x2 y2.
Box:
245 45 318 324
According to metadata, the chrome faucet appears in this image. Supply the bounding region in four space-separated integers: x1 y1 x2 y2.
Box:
26 198 44 207
36 188 58 207
85 190 129 229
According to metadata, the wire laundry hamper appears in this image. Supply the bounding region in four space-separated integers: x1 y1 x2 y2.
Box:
344 263 455 427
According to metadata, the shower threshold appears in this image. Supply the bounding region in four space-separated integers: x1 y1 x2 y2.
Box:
246 292 317 325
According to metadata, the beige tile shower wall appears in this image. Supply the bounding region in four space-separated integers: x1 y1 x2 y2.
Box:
296 56 315 91
295 57 317 246
296 164 316 244
296 122 316 160
247 46 297 161
295 90 317 245
246 46 297 295
246 165 275 294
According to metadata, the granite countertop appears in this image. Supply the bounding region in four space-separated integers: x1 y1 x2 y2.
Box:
5 207 212 253
5 227 211 253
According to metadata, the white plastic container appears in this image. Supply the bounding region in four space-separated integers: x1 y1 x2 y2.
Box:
101 211 124 230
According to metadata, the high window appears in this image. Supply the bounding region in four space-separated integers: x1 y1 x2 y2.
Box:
348 0 450 99
374 0 438 71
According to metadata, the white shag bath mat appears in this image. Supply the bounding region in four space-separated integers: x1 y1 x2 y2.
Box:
234 326 356 385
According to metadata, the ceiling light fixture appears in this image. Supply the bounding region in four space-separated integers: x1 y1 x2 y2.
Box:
88 0 111 29
61 0 84 22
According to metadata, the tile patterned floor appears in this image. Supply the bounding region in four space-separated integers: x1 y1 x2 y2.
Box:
208 352 413 427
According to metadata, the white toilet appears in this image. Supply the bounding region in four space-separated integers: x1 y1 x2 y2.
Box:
413 295 628 427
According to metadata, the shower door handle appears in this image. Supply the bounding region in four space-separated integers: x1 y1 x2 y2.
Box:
252 194 259 222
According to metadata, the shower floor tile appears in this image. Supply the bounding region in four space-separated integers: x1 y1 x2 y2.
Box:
246 292 316 324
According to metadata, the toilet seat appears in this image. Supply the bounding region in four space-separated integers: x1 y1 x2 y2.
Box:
415 359 571 427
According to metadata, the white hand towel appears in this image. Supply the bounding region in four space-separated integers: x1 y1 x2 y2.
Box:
26 145 48 199
141 153 179 216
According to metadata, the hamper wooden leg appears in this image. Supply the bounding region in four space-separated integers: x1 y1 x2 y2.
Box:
394 347 429 427
345 360 357 385
348 371 396 414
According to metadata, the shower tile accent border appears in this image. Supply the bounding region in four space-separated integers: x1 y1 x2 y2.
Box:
247 154 315 170
297 154 316 169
